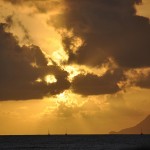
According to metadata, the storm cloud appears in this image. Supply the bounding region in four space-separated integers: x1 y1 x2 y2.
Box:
53 0 150 68
135 70 150 89
72 69 125 95
1 0 150 99
0 23 70 100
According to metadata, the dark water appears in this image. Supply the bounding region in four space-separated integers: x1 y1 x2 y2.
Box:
0 135 150 150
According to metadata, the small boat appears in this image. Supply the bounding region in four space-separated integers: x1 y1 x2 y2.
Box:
65 128 68 136
140 128 143 135
48 129 50 136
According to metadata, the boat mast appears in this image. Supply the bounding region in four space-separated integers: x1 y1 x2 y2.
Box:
141 127 143 135
65 128 68 135
48 129 50 135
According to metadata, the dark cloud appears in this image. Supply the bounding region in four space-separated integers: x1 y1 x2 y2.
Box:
72 69 125 95
0 23 70 100
2 0 150 98
52 0 150 68
4 0 24 5
5 15 31 44
135 71 150 89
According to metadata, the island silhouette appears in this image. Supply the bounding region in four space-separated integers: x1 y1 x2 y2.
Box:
110 115 150 134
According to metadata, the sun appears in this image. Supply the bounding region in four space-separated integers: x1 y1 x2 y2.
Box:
56 92 67 103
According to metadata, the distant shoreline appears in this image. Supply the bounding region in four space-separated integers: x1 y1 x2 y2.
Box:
0 134 150 136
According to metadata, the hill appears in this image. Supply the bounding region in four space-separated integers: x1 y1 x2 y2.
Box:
110 115 150 134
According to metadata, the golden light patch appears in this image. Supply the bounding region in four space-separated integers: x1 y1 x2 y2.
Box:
58 28 84 54
45 75 57 84
56 91 75 104
30 62 38 68
55 90 86 107
70 36 84 54
56 92 67 103
64 64 108 81
136 0 150 18
64 65 80 81
52 47 68 65
58 28 74 38
36 78 42 83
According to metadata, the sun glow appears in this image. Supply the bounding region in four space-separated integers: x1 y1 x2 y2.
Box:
36 78 42 83
64 64 108 81
52 47 68 65
64 65 81 81
45 75 57 84
55 90 86 107
56 91 76 104
56 92 67 102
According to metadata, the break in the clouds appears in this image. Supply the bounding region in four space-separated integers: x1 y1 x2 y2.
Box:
0 23 70 100
52 0 150 68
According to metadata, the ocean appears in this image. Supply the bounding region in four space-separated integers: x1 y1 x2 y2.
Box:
0 135 150 150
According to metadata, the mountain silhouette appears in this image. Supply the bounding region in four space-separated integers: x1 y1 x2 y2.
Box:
110 115 150 134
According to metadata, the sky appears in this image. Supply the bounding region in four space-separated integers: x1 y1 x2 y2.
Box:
0 0 150 135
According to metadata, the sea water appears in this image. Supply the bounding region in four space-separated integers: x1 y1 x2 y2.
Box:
0 135 150 150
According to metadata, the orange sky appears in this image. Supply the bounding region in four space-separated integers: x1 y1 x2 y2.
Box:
0 0 150 135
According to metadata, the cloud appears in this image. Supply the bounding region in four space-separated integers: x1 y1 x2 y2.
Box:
52 0 150 68
135 70 150 89
71 69 125 95
3 0 63 13
125 68 150 89
0 23 70 100
4 0 24 5
2 0 150 98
